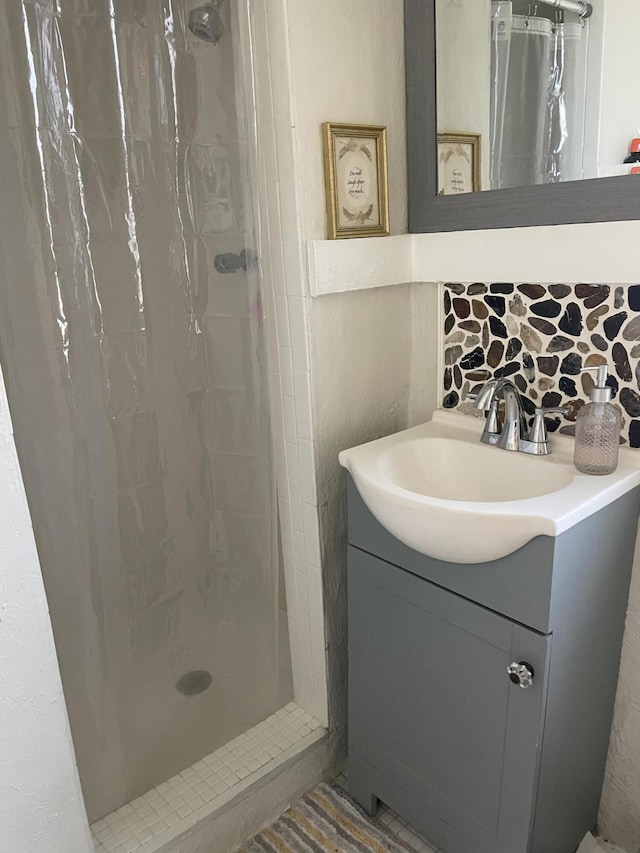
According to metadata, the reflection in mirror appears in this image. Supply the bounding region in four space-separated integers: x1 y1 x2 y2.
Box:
436 0 640 194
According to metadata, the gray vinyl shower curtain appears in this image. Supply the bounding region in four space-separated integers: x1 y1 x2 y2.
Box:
0 0 283 822
490 0 589 189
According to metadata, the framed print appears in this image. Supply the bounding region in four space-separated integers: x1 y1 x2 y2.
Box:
322 122 390 239
437 132 481 195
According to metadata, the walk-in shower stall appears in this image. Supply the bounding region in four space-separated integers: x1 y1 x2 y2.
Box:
0 2 323 850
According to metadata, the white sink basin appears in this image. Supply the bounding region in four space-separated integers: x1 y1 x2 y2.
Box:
384 437 572 503
339 410 640 564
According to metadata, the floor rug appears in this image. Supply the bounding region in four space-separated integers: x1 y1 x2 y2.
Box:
238 782 415 853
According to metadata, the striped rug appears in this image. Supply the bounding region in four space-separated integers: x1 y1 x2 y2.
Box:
238 782 415 853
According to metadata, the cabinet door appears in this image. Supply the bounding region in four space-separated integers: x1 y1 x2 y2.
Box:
348 546 552 853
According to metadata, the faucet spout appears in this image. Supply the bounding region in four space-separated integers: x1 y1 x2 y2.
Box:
496 380 526 451
473 378 500 412
469 378 566 456
472 378 526 451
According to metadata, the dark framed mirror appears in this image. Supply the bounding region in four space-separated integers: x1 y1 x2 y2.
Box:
405 0 640 232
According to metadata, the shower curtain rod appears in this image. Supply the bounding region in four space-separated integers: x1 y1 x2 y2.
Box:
534 0 593 18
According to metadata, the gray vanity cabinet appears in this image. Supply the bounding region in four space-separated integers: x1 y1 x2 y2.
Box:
349 547 551 853
346 478 640 853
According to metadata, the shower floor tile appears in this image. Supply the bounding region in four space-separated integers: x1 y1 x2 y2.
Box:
91 702 323 853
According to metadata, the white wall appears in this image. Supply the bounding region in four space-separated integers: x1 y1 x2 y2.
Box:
285 0 407 240
281 0 436 742
0 365 92 853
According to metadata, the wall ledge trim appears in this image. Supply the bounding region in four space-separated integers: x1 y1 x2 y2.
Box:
308 220 640 295
307 235 413 296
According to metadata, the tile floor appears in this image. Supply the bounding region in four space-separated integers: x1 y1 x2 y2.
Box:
334 772 438 853
92 703 323 853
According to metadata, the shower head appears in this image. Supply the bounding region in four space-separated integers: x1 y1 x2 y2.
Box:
188 3 225 44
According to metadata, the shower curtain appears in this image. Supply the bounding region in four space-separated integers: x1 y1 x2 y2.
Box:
0 0 287 822
490 1 589 189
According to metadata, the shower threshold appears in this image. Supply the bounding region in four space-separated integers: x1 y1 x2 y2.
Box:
91 702 324 853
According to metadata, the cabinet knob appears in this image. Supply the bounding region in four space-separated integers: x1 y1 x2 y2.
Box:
507 661 534 689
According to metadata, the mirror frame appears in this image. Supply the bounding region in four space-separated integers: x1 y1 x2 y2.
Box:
405 0 640 233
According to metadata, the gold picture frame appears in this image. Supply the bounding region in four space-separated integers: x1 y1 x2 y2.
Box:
322 122 390 240
437 132 481 195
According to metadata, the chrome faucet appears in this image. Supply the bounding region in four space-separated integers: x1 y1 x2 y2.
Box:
467 378 568 456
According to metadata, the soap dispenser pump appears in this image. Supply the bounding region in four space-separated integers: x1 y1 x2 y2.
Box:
574 365 621 475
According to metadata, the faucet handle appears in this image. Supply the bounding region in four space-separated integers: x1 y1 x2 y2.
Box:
534 405 570 416
464 389 500 438
530 406 570 443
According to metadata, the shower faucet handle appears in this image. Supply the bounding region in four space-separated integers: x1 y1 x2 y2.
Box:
214 249 256 274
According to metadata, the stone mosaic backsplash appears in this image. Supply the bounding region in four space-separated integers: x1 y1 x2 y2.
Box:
442 282 640 447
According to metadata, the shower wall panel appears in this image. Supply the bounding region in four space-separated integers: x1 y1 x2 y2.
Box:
0 0 290 821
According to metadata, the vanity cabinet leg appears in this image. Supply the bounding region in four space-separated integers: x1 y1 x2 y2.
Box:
348 766 378 815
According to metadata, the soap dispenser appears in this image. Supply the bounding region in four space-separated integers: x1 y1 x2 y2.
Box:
574 365 621 475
